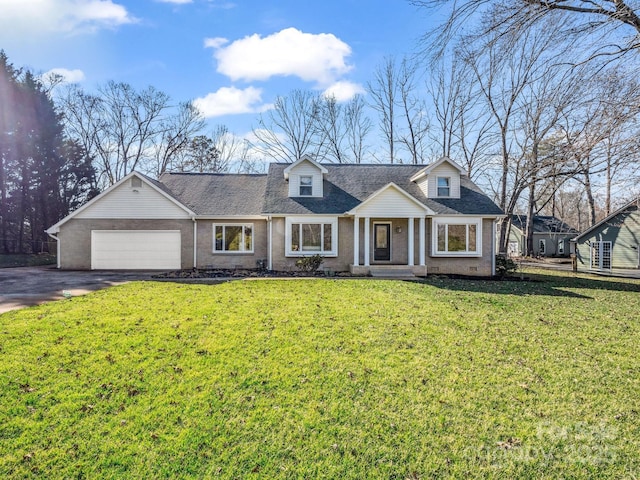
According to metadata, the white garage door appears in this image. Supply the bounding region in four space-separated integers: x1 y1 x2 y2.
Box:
91 230 181 270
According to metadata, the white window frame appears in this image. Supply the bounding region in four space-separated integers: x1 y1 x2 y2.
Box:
213 223 254 253
591 241 612 270
436 176 451 197
431 217 482 257
558 239 564 255
538 239 546 256
285 216 338 257
299 175 313 196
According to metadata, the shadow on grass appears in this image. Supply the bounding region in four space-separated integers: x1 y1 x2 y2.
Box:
414 271 640 299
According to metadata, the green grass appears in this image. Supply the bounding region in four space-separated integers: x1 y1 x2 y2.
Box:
1 272 639 478
0 254 56 268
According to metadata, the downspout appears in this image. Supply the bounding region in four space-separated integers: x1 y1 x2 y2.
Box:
46 231 60 269
491 219 496 277
268 216 273 271
192 217 197 270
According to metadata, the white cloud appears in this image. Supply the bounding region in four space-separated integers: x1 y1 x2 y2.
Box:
0 0 135 35
42 68 86 84
206 27 353 86
193 86 271 118
322 81 365 102
156 0 193 4
204 37 228 49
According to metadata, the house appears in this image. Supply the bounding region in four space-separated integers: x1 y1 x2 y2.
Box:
502 215 578 257
46 156 504 276
571 198 640 272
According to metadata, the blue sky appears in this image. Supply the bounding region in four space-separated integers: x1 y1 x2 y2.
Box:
0 0 431 136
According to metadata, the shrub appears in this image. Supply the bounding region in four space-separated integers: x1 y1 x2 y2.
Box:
495 254 518 278
295 254 324 273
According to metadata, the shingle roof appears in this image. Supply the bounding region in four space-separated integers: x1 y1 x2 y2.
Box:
262 163 503 215
159 172 268 216
510 215 578 234
156 164 503 217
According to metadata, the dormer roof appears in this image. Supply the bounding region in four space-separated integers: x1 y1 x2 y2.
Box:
283 154 328 180
409 156 467 182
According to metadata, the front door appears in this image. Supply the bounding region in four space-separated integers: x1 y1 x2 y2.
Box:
374 223 391 261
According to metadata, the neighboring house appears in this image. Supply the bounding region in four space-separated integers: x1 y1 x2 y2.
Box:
46 156 504 276
571 198 640 272
502 215 578 258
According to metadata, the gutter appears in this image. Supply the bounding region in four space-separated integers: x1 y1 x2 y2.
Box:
46 231 61 269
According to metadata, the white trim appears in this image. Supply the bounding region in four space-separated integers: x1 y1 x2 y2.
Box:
268 217 273 270
431 217 482 257
408 218 415 266
364 217 371 266
283 155 328 179
285 216 338 257
419 217 425 266
193 219 197 268
196 215 268 220
46 172 195 234
436 176 451 198
409 156 467 182
213 223 255 253
347 182 433 216
492 219 497 276
353 216 360 266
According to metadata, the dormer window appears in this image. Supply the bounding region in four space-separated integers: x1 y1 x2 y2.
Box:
299 176 313 196
437 177 450 197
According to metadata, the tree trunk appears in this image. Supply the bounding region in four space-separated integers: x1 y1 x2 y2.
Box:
526 183 536 256
583 171 597 226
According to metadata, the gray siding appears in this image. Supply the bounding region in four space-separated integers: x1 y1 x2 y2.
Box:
575 206 640 270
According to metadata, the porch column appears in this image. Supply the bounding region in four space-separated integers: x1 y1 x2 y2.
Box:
408 217 415 266
419 217 426 266
364 217 370 266
353 216 360 266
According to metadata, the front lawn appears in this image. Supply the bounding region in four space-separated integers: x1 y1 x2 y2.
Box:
0 273 638 478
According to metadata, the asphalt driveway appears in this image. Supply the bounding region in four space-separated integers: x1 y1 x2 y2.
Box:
0 266 156 314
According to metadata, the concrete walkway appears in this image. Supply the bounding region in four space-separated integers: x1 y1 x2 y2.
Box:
0 266 155 314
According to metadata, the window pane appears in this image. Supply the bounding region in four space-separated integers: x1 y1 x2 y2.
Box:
437 177 450 196
447 224 466 251
215 225 224 251
225 226 242 251
302 224 321 251
291 224 300 251
300 176 313 196
437 224 446 251
468 224 477 251
244 225 252 251
323 223 332 251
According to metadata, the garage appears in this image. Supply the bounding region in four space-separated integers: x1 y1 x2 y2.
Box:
91 230 181 270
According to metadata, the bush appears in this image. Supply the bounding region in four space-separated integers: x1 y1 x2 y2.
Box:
495 255 518 279
295 255 324 273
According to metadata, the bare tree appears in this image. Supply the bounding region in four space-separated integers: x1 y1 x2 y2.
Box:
344 95 372 164
367 57 399 163
426 53 493 177
153 102 205 176
59 81 203 186
412 0 640 62
315 95 348 163
251 90 324 163
397 58 430 164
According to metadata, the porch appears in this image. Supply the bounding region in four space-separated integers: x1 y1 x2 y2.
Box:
349 216 427 276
